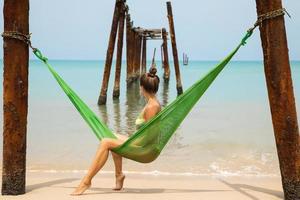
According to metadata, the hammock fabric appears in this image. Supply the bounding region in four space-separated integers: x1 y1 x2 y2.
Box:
33 30 253 163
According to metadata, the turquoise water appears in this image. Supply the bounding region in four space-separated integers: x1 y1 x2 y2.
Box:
0 60 299 176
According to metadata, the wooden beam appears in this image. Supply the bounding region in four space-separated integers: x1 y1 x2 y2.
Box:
166 1 183 95
145 37 164 40
255 1 300 199
98 0 122 105
2 0 29 195
113 3 125 99
133 28 162 34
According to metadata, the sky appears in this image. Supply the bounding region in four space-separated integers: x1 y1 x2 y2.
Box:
0 0 299 61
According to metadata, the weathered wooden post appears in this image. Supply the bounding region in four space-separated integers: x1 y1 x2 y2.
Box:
151 47 156 67
131 30 137 80
126 12 131 84
129 27 135 83
132 30 141 80
166 1 183 95
135 34 142 78
160 44 164 68
255 1 300 199
98 0 122 105
126 13 134 86
133 30 138 79
141 36 147 74
113 3 125 99
2 0 29 195
162 28 170 82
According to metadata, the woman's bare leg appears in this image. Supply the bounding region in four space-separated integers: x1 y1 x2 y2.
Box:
111 133 127 190
111 152 125 190
71 138 124 195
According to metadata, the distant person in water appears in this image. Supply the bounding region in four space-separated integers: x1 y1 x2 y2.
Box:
71 67 161 195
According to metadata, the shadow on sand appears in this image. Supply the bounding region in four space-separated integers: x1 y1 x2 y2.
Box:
219 179 283 200
26 178 78 192
56 182 227 195
84 187 227 195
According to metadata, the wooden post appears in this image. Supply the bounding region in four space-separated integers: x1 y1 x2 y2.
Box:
98 0 121 105
151 48 156 67
136 34 142 79
162 28 170 82
255 1 300 199
166 1 183 95
126 14 131 84
132 30 141 81
131 30 137 80
161 44 164 68
141 36 147 74
113 3 125 99
133 31 138 79
129 27 135 82
2 0 29 195
126 15 135 85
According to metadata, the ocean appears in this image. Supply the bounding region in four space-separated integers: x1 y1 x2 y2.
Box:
0 60 299 177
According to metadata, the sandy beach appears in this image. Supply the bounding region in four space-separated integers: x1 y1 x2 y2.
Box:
0 171 283 200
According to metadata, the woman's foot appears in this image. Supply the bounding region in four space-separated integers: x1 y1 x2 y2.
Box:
71 180 91 195
113 174 125 191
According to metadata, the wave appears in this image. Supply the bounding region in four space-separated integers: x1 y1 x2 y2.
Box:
26 169 279 178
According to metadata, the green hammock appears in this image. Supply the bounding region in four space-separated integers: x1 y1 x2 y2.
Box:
33 30 253 163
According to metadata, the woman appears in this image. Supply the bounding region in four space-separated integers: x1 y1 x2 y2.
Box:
71 67 161 195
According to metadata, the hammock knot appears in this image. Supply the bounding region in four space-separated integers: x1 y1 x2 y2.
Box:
255 8 291 27
2 31 36 50
242 8 290 46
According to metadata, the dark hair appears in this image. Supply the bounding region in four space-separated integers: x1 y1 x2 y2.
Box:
140 67 160 94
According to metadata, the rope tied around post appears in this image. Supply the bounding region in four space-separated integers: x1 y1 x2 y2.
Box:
2 31 35 50
248 8 291 33
256 8 291 26
2 31 48 63
242 8 290 46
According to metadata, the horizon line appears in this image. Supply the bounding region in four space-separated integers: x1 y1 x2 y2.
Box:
0 59 300 62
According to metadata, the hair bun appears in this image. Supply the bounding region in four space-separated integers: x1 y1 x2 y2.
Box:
148 67 157 77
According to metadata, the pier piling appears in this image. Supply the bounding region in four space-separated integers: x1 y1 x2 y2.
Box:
98 0 122 105
141 36 147 74
167 1 183 95
255 0 300 199
113 3 126 99
162 28 170 82
2 0 29 195
126 14 134 85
